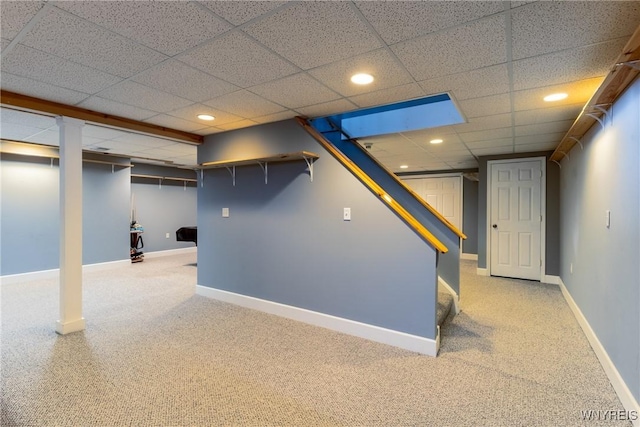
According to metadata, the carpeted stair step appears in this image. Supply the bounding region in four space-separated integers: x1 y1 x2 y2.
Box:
437 288 454 327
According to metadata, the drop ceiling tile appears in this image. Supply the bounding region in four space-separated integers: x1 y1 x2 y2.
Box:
425 148 472 160
513 77 604 112
515 120 574 137
512 1 640 60
459 127 513 143
512 38 626 91
308 49 414 97
244 2 382 70
78 96 158 121
0 72 89 105
216 119 258 131
251 110 298 124
514 142 558 153
199 1 288 25
132 60 239 103
193 126 223 136
458 93 511 118
178 31 298 87
391 14 506 81
465 138 514 149
1 44 121 94
204 90 286 118
349 83 425 109
355 1 505 45
470 146 514 156
447 159 479 169
167 104 243 126
23 129 59 145
0 1 45 40
56 1 231 56
92 139 153 155
82 125 131 140
153 143 197 156
250 73 341 109
419 64 510 101
142 115 206 133
511 1 537 7
295 99 357 118
1 108 56 129
113 133 179 148
96 81 192 114
515 132 564 146
0 122 47 141
450 113 512 133
21 7 167 78
1 38 10 52
131 147 187 161
514 103 583 126
402 129 461 146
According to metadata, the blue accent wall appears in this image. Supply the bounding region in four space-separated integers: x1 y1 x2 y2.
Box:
462 178 478 255
560 78 640 403
197 119 438 339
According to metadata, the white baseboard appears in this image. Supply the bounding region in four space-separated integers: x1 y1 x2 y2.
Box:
461 253 478 261
1 259 130 285
196 285 439 357
559 278 640 426
476 267 489 276
56 317 85 335
438 276 460 314
541 274 561 285
143 246 197 259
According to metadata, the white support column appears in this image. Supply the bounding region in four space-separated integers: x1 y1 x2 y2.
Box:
56 116 85 335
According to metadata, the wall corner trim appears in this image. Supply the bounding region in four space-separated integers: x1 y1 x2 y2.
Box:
476 267 489 276
559 278 640 423
541 275 561 286
438 276 460 314
195 285 439 357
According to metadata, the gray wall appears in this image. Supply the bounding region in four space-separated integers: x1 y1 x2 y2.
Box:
477 152 561 276
462 178 478 255
198 119 439 339
560 78 639 403
1 155 130 275
131 179 197 253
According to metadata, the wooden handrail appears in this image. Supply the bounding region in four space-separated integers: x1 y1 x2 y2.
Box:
297 117 448 253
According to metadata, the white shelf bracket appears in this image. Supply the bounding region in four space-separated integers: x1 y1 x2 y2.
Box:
258 161 268 184
616 59 640 71
551 159 562 169
200 169 204 188
225 166 236 186
558 150 569 160
568 136 583 150
303 156 315 182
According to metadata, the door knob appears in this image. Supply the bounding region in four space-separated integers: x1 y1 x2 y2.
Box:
492 224 498 229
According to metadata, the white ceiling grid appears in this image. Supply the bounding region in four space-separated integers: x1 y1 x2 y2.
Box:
0 1 638 171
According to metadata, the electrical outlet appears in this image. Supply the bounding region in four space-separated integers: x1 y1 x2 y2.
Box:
165 233 170 239
343 207 351 221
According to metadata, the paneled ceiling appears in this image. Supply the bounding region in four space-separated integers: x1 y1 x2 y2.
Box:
1 1 639 172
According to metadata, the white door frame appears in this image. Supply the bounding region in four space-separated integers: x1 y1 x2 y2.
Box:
486 157 546 280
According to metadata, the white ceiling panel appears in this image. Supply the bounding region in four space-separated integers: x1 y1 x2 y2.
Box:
514 120 575 137
198 1 288 26
308 49 414 97
1 108 56 129
244 2 382 70
465 138 514 149
82 125 132 141
348 83 425 109
515 132 565 146
402 129 461 145
1 44 121 94
204 90 286 119
23 129 59 145
132 60 239 103
251 110 299 125
0 122 47 141
0 1 45 40
458 93 512 119
514 142 558 153
355 1 505 45
78 97 158 121
56 1 231 56
178 31 299 87
295 99 358 119
512 38 627 91
0 72 89 105
111 133 176 148
450 113 512 134
96 81 192 114
152 143 197 156
217 119 258 131
513 77 604 112
459 127 513 144
514 104 584 127
193 126 223 136
470 146 514 156
512 1 640 61
1 38 11 52
250 73 340 109
447 160 479 169
391 14 506 81
21 7 167 78
167 104 243 127
419 64 510 101
142 115 207 133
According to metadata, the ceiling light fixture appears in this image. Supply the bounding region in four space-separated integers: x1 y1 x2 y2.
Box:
543 93 568 102
351 73 374 85
400 165 408 169
430 138 443 144
197 114 215 121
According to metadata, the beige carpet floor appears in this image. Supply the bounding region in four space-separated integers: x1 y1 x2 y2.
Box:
1 253 630 426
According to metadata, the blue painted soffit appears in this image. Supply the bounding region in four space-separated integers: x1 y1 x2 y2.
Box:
317 93 465 139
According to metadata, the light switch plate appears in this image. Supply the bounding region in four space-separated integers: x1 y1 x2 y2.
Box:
222 207 229 218
343 207 351 221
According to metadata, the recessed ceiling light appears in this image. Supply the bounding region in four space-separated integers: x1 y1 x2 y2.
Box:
197 114 215 121
430 139 443 144
351 73 374 85
543 93 568 102
400 165 408 169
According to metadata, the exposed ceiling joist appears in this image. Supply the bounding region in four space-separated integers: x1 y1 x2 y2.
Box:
551 24 640 162
0 90 203 145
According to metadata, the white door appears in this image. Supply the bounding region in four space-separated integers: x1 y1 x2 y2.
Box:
404 176 462 230
489 160 543 280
